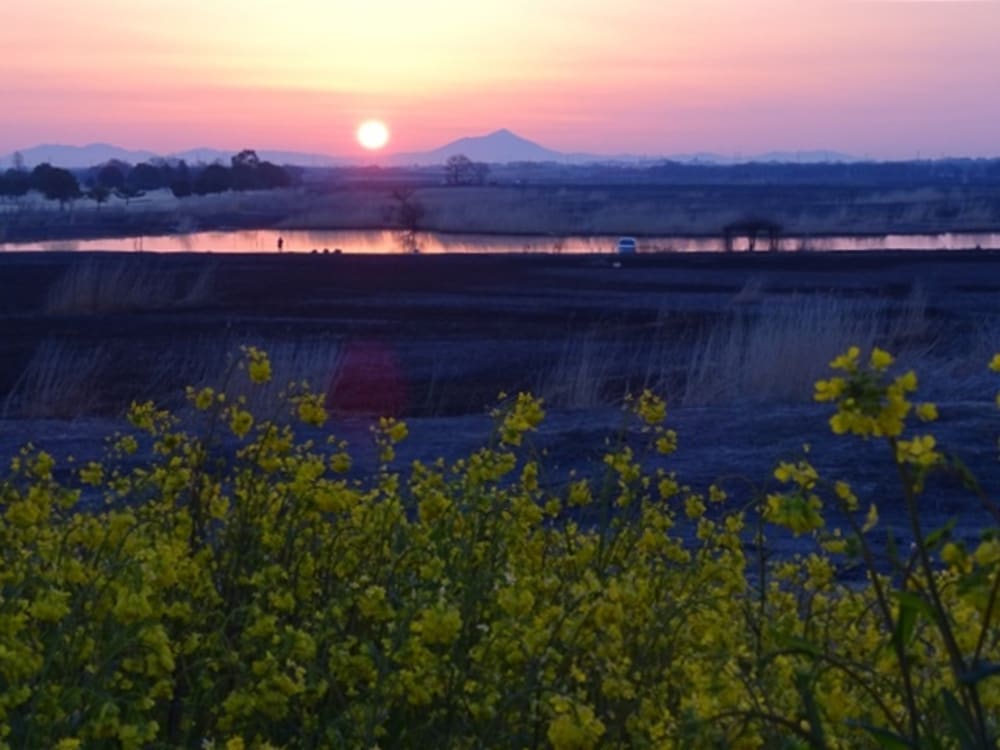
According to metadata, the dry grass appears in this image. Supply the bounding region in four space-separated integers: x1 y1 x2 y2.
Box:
534 287 938 411
535 333 628 409
150 338 344 418
45 258 215 314
2 341 107 418
2 337 343 420
731 275 770 305
535 321 688 410
680 289 935 406
208 339 343 418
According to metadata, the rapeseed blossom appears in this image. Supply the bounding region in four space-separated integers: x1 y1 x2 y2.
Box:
0 346 997 748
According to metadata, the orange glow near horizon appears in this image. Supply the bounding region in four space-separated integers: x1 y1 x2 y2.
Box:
2 0 999 159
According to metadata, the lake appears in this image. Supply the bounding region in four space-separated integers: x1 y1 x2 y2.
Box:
3 228 1000 253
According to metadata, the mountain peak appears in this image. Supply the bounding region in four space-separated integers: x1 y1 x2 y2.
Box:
387 128 562 165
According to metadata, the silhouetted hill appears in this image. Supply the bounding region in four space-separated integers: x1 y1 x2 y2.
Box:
4 143 158 168
386 129 572 165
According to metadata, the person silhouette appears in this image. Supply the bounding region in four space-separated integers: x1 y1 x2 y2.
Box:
277 237 284 252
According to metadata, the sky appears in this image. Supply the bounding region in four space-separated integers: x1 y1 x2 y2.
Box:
1 0 998 159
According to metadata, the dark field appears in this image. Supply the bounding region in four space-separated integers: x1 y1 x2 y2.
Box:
2 249 1000 556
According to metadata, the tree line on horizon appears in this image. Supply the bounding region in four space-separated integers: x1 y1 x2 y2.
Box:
0 149 295 207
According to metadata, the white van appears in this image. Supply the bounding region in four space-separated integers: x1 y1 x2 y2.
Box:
616 237 638 254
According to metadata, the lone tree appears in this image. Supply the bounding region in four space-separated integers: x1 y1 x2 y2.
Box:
230 149 260 190
0 169 30 201
193 163 231 195
169 162 192 198
127 162 167 192
228 150 290 190
390 187 425 231
231 149 260 169
96 163 126 191
88 184 111 209
30 163 80 208
443 154 489 186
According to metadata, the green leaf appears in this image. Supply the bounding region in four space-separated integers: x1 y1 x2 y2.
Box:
796 672 827 749
924 518 957 551
892 591 931 650
940 689 979 750
848 721 914 749
845 533 862 559
776 634 822 658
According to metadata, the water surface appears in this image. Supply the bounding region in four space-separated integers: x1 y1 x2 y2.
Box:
3 229 1000 253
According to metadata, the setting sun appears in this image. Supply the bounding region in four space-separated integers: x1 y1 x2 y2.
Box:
357 120 390 150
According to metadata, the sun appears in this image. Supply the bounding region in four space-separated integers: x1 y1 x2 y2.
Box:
357 120 390 150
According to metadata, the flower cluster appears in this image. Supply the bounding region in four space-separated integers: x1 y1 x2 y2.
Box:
0 348 998 748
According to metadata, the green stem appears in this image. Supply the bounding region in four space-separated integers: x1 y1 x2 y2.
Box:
890 438 990 748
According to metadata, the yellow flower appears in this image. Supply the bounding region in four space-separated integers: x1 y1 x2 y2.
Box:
869 347 894 371
974 539 1000 567
547 698 606 750
330 452 352 473
915 402 938 422
229 408 254 439
829 346 861 372
655 429 678 455
765 492 824 535
862 503 879 533
29 589 71 623
894 370 918 392
295 393 328 427
635 389 667 426
567 479 592 507
497 392 545 445
990 353 1000 373
834 480 858 511
191 386 215 411
941 542 965 567
79 461 104 486
773 460 818 490
685 494 706 519
658 475 679 499
242 346 272 384
895 434 940 468
868 346 894 372
411 605 462 646
814 377 845 402
379 417 408 443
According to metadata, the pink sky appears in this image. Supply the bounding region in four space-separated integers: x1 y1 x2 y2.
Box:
2 0 998 159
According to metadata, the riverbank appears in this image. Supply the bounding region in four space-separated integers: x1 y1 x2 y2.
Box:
2 181 1000 245
2 249 1000 559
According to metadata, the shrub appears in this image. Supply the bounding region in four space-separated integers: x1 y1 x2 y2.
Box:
0 348 998 748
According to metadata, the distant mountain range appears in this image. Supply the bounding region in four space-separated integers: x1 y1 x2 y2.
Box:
0 131 859 169
0 143 348 169
384 130 857 166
